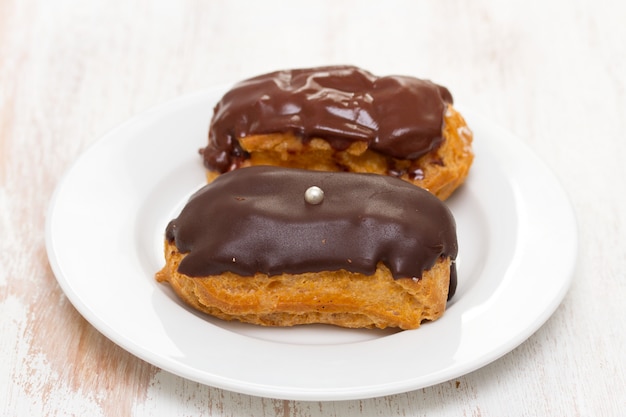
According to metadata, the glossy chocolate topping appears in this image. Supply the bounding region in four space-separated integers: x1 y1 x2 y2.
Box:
201 66 453 172
165 166 458 297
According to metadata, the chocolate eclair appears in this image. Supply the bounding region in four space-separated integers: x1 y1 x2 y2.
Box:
156 166 458 330
200 65 473 199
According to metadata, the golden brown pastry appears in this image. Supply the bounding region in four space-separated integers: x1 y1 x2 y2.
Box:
156 166 458 330
200 66 473 200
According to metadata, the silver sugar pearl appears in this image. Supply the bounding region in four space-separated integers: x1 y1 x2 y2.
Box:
304 186 324 205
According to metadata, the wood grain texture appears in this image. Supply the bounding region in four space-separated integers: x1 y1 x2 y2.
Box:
1 0 625 415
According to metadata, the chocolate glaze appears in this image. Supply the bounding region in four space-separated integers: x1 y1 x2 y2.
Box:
165 166 458 298
201 66 453 173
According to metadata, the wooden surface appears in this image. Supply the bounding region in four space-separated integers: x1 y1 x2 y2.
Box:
1 0 625 415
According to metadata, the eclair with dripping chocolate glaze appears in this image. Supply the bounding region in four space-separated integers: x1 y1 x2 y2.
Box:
200 66 473 200
156 166 458 330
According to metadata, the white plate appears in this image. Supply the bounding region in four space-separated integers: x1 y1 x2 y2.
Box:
45 87 577 401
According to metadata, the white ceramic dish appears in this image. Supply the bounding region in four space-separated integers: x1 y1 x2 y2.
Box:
45 87 577 401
